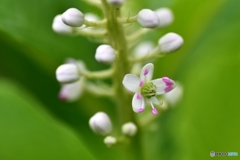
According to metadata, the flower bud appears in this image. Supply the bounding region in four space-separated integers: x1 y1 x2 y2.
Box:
59 78 84 102
104 136 117 147
61 8 84 27
122 122 137 136
89 112 112 136
95 45 116 64
52 15 72 35
134 41 155 58
155 8 174 27
137 9 160 28
158 32 183 53
107 0 125 7
56 64 80 83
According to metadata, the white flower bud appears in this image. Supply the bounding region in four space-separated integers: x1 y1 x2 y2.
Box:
61 8 84 27
89 112 112 136
134 41 155 58
59 78 84 102
95 45 116 64
155 8 174 27
104 136 117 147
137 9 160 28
122 122 137 136
56 64 80 83
107 0 125 7
164 83 183 106
158 32 183 53
52 15 72 35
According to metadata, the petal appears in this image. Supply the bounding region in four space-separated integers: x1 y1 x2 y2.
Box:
122 74 140 92
151 78 165 86
150 96 160 105
156 84 167 94
132 93 146 113
140 63 154 81
59 79 84 101
154 77 176 94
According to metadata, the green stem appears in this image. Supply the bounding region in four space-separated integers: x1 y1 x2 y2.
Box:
129 46 163 63
85 82 114 97
101 1 144 160
118 15 138 24
84 19 107 27
80 68 114 79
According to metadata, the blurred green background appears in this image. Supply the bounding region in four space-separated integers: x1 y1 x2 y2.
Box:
0 0 240 160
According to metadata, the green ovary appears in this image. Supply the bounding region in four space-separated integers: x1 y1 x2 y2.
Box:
141 82 157 98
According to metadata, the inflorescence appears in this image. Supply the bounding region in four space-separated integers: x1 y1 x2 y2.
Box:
53 0 183 147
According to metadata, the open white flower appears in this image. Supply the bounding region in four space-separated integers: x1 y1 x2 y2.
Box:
122 63 176 115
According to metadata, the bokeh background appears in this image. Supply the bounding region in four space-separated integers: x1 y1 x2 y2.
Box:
0 0 239 160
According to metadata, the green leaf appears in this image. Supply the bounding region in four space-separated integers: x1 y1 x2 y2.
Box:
0 79 95 160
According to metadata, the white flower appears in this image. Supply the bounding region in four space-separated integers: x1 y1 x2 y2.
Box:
122 122 137 136
122 63 176 114
158 32 183 53
155 8 174 28
137 9 160 28
56 64 80 83
61 8 84 27
95 44 116 64
52 15 72 35
89 112 112 136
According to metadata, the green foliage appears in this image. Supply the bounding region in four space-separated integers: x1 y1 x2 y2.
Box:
0 0 240 159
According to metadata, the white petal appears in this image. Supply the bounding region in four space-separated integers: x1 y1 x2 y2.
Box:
59 79 84 101
122 74 140 92
132 93 146 113
156 84 167 94
140 63 154 81
151 78 165 86
150 96 160 105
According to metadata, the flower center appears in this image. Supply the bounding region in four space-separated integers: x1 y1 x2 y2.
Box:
140 82 156 98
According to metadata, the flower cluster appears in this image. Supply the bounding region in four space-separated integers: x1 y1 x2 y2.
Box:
52 0 184 147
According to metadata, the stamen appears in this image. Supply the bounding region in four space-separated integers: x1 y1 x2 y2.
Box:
162 77 174 86
137 93 142 99
164 86 173 92
59 93 67 101
138 108 144 113
139 81 144 87
144 69 149 75
150 100 158 115
152 108 158 115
